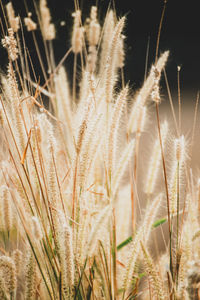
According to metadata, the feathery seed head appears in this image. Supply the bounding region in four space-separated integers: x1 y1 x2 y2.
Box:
105 16 125 103
0 185 13 232
2 28 18 61
137 105 147 135
116 34 125 68
31 216 43 240
39 0 55 40
63 223 74 286
7 61 19 99
175 135 185 162
140 243 166 300
87 205 112 257
90 6 97 20
34 120 42 144
106 86 129 178
72 10 84 53
113 139 135 196
12 249 22 276
99 10 115 74
87 6 100 47
25 250 36 300
151 68 161 103
123 193 162 292
128 52 169 134
155 51 169 73
108 16 125 61
24 15 37 31
0 256 17 296
6 2 20 32
145 121 168 195
0 277 7 299
169 135 187 214
151 51 169 103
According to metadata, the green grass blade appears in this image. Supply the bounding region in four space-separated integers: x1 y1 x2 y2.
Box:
152 218 166 228
117 236 133 251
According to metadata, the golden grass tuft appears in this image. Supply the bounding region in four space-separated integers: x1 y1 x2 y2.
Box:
0 1 199 299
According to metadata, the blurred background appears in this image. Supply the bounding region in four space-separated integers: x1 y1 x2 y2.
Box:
1 0 200 95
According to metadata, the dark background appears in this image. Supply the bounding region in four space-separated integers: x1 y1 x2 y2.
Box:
1 0 200 97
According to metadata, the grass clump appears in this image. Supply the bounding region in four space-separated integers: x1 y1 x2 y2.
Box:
0 0 199 299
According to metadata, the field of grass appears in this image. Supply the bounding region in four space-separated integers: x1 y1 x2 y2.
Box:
0 0 199 299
